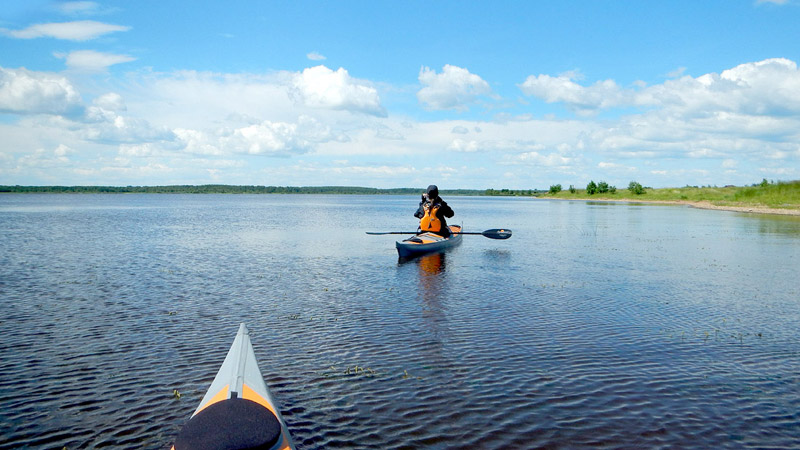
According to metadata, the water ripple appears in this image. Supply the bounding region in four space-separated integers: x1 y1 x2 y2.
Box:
1 195 799 449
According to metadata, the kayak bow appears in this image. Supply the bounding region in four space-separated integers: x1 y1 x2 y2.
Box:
396 225 463 258
173 323 295 450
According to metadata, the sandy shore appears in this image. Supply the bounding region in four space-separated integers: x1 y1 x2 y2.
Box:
686 201 800 216
551 197 800 216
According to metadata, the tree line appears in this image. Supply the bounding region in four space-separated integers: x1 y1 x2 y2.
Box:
0 185 488 195
549 181 646 195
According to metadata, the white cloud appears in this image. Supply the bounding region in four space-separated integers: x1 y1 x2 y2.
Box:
513 151 574 167
2 20 131 41
139 71 297 128
598 162 636 171
227 120 314 155
520 58 800 117
0 67 83 115
451 126 469 134
307 52 326 61
58 2 100 15
417 65 492 111
83 112 174 144
722 159 738 168
93 92 126 112
165 116 335 157
518 72 629 114
448 139 481 152
290 65 386 116
760 167 797 176
666 67 687 78
54 143 73 157
55 50 136 71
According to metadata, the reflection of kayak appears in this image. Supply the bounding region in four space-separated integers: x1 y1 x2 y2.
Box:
173 324 295 450
396 225 462 258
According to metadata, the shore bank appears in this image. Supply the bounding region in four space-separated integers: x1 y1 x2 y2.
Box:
549 197 800 216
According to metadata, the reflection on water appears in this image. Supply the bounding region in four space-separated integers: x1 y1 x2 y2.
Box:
416 252 446 276
1 194 799 449
753 214 800 236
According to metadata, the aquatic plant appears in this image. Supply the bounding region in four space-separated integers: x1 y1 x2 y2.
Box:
321 365 378 378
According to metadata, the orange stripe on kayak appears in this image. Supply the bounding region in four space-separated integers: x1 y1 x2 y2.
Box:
242 383 278 416
195 385 229 415
242 383 293 449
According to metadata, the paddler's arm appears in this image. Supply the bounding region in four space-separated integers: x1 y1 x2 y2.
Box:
440 200 454 218
414 195 425 218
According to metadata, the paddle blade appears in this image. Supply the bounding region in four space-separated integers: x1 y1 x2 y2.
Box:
482 229 512 239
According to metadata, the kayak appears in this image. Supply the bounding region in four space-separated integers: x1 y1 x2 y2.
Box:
172 323 295 450
396 225 462 258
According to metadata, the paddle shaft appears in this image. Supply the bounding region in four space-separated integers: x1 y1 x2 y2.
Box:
366 228 512 239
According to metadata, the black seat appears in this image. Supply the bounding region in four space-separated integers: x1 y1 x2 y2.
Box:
174 398 282 450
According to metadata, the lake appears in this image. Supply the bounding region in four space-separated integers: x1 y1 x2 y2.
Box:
1 194 799 449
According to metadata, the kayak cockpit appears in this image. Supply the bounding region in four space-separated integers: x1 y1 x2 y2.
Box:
174 397 282 449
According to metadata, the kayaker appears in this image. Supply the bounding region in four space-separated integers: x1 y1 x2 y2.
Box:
414 184 454 237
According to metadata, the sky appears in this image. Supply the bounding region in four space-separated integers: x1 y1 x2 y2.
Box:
1 0 799 189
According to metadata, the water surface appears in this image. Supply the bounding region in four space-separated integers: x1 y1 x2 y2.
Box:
1 194 799 449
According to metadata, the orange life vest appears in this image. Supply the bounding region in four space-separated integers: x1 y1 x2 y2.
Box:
419 203 442 232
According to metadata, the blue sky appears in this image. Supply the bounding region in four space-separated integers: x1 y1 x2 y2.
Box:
1 0 799 189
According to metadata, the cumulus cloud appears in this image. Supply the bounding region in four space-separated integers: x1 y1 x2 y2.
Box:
660 58 800 116
448 139 481 152
166 116 335 157
417 65 492 111
520 58 800 117
83 110 174 144
2 20 131 41
307 51 326 61
514 151 574 167
518 72 629 114
93 92 126 112
290 65 386 116
226 119 316 155
55 50 136 71
0 67 83 115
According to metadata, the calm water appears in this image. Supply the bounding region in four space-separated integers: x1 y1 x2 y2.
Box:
1 194 799 449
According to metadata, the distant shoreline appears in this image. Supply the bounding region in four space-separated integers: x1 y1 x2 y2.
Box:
3 184 798 217
0 185 488 196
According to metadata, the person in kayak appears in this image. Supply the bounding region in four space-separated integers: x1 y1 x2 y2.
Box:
414 184 455 237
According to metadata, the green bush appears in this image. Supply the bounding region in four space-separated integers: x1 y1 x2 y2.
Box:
609 185 617 194
587 180 598 195
628 181 645 195
549 184 562 194
597 181 609 193
569 185 576 194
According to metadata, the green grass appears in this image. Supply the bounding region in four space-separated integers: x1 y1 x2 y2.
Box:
543 180 800 210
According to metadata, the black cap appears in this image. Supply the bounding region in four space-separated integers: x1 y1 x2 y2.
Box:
426 185 439 198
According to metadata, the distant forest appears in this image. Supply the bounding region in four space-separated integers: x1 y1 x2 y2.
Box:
0 185 543 196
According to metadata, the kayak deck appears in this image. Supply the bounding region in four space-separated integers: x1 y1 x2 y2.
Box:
396 225 462 258
173 323 295 450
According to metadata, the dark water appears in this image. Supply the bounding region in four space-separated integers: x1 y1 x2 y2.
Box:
1 194 799 449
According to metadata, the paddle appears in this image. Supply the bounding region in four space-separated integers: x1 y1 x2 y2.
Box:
366 228 512 239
